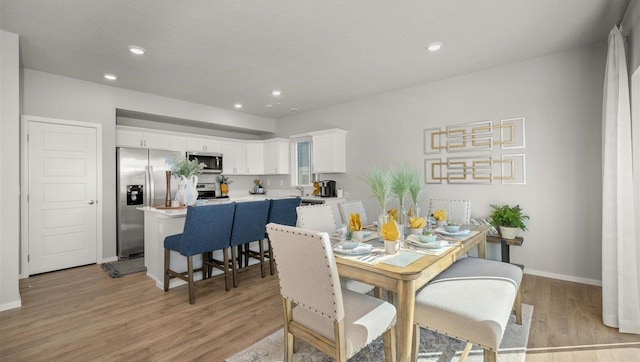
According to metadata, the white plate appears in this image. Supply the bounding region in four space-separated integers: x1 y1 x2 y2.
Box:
333 243 373 255
434 228 472 236
407 238 448 249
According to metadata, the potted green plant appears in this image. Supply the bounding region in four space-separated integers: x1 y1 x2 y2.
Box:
489 204 529 239
363 166 392 242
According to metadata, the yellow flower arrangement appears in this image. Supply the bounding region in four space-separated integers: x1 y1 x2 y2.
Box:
433 209 447 221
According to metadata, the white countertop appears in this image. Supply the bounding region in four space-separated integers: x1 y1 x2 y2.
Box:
139 192 345 217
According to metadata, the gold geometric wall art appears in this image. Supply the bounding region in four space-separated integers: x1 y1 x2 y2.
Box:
424 154 526 185
498 154 526 184
423 118 526 153
500 117 525 149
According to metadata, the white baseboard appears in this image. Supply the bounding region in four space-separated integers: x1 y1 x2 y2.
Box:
100 256 119 264
0 299 22 311
524 268 602 286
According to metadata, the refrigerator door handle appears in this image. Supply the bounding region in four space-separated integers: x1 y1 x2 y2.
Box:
149 165 155 207
144 165 150 206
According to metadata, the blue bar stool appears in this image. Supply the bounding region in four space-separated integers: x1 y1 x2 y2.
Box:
163 203 235 304
229 200 270 287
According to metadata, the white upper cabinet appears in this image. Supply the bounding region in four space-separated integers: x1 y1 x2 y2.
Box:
246 142 265 175
116 128 171 150
222 141 248 175
186 137 223 153
310 129 347 173
263 138 290 175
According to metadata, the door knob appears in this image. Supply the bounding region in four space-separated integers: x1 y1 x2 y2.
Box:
88 200 95 205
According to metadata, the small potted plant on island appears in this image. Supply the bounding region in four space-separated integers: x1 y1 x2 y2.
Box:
216 174 232 196
489 204 529 239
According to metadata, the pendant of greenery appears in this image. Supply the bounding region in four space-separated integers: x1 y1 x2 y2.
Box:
363 167 392 211
169 157 205 178
490 204 529 230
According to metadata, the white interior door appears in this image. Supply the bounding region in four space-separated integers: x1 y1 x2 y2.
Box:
28 121 98 274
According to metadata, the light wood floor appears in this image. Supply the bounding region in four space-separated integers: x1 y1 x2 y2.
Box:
1 264 639 361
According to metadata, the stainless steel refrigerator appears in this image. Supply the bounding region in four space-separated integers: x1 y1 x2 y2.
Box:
116 147 182 259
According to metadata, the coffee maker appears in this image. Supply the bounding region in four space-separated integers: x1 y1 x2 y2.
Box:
319 180 337 197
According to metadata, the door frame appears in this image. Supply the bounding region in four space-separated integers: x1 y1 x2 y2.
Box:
20 115 103 278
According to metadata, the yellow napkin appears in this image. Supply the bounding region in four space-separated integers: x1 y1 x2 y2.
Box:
388 208 399 222
381 220 400 241
409 216 427 228
349 213 362 231
433 209 447 221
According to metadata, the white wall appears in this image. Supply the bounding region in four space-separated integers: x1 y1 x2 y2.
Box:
276 42 607 284
0 30 22 310
21 69 276 261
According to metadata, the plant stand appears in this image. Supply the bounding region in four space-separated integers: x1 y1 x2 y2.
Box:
486 235 524 270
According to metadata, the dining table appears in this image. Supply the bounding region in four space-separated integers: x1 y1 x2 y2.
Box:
333 225 488 362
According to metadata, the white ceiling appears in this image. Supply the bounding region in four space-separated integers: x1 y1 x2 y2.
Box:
0 0 628 119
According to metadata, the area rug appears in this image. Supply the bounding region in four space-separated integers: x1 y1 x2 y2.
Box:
226 304 532 362
101 258 146 278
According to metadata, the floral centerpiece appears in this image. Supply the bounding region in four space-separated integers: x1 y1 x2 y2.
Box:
216 174 233 196
167 157 205 206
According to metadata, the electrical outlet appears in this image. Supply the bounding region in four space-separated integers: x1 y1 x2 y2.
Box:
280 180 284 186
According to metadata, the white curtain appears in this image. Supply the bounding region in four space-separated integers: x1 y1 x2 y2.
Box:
602 25 640 334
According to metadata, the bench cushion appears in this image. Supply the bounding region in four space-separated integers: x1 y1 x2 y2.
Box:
415 277 517 351
432 257 522 290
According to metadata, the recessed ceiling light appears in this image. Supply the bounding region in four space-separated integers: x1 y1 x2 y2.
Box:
234 103 243 109
128 45 145 55
272 90 282 96
289 107 298 112
103 73 117 80
265 104 274 108
426 42 443 52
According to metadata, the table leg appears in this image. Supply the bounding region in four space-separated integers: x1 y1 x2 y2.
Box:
396 279 416 362
477 234 487 259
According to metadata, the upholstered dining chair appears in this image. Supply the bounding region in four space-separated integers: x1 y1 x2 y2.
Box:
296 204 374 294
229 200 271 287
266 223 397 362
411 257 523 362
296 203 339 232
256 197 301 275
428 198 471 224
163 203 236 304
338 200 369 226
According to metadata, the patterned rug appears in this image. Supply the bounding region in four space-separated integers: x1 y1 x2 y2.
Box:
227 304 532 362
101 257 146 278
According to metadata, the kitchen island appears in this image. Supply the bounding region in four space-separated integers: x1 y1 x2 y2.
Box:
140 193 346 289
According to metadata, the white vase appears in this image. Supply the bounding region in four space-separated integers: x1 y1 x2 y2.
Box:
182 175 199 206
175 176 186 206
499 226 518 239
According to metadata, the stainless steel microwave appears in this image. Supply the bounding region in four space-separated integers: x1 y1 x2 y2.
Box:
186 152 223 174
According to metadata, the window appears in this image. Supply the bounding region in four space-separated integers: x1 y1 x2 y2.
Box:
291 138 317 186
